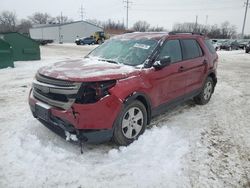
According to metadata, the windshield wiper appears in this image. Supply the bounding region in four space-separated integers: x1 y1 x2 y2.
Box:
98 58 119 64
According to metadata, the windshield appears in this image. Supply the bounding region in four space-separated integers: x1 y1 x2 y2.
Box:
88 38 158 66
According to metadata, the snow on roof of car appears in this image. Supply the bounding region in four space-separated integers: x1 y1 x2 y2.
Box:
113 32 168 40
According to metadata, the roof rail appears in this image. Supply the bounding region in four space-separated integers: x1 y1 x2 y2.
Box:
169 31 204 36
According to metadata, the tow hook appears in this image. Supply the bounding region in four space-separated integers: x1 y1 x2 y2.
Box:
76 132 88 154
65 131 85 154
65 131 78 141
80 141 84 154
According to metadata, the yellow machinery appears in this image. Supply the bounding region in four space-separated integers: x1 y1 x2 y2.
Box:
93 31 109 44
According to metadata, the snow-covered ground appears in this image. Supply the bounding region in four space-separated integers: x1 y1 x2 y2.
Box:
0 44 250 188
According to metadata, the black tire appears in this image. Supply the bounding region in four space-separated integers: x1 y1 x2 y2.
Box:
246 49 250 53
97 40 102 44
194 77 214 105
113 100 147 146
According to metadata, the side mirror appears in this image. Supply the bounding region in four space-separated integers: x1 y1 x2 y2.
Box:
153 56 171 69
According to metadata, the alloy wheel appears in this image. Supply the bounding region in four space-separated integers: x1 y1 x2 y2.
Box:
121 107 143 139
203 81 213 100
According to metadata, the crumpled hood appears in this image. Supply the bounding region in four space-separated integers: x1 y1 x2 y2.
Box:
38 58 140 82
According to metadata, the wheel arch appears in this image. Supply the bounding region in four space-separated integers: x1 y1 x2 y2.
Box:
207 72 217 91
124 92 152 125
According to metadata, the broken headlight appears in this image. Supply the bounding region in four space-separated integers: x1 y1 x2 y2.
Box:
75 80 116 104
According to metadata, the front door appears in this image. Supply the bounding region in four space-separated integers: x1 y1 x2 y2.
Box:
145 39 188 107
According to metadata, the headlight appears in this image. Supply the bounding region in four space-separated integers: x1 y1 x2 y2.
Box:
75 80 116 104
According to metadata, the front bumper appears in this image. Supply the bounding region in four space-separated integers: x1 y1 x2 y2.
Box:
29 89 122 143
37 118 113 143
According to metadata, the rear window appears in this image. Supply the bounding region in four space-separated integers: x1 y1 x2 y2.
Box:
181 39 203 60
205 39 216 54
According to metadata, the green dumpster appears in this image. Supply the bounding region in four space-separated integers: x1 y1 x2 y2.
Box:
0 38 14 69
0 32 40 61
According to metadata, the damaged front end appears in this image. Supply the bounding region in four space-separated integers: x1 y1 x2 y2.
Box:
29 74 122 148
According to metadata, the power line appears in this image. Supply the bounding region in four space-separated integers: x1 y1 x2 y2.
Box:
131 6 242 12
242 0 249 37
123 0 132 29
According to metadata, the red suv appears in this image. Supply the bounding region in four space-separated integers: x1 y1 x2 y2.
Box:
29 32 218 146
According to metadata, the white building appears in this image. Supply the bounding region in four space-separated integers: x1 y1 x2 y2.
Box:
29 21 103 43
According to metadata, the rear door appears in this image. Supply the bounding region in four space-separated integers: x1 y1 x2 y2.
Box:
180 39 207 94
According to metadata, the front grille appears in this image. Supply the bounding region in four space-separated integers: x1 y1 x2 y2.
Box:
36 73 74 87
32 74 81 109
34 88 70 102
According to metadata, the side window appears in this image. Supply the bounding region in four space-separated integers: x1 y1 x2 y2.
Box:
159 40 182 63
205 39 216 54
181 39 203 60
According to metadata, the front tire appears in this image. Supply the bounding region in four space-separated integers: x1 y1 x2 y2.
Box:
194 77 214 105
113 100 147 146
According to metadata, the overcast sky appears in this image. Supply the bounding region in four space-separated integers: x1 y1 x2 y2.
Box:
1 0 250 34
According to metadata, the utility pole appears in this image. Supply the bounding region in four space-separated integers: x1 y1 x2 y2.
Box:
80 4 85 21
60 12 63 24
194 15 198 32
124 0 132 29
242 0 249 37
58 11 63 43
205 15 208 25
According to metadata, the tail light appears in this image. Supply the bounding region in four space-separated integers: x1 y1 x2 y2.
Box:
75 80 116 104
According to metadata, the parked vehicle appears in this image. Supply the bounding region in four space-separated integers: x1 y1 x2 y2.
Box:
246 41 250 53
237 39 250 49
220 40 240 50
29 32 218 146
75 36 95 45
211 39 221 51
35 39 54 45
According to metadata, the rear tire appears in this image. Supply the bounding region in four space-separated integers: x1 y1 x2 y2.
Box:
113 100 147 146
194 77 214 105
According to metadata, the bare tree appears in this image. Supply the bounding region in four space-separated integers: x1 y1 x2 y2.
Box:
172 22 197 32
220 21 230 38
103 19 125 30
28 12 54 24
0 11 17 32
86 19 103 27
55 15 72 24
148 26 165 32
172 21 237 39
243 34 250 39
207 24 221 38
17 19 32 34
133 21 150 32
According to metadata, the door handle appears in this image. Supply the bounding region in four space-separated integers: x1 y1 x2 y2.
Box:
203 60 208 64
178 66 185 72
